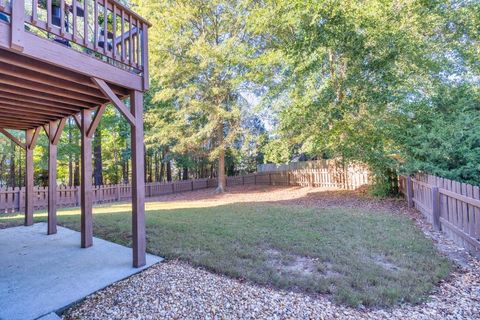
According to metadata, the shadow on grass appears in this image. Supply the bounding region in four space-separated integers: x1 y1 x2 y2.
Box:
0 198 452 308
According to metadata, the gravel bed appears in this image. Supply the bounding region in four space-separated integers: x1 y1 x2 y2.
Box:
63 189 480 319
63 258 479 320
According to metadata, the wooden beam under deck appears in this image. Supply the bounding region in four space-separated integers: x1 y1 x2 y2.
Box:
0 74 108 105
0 49 129 97
0 93 85 113
0 103 72 118
0 61 112 100
0 108 58 120
1 84 95 109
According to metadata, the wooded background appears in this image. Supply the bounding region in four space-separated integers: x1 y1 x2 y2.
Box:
0 0 478 194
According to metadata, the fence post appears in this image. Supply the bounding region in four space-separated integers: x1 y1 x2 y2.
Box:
191 180 194 191
116 185 121 201
431 186 441 231
269 173 272 185
254 174 257 185
406 176 414 208
242 176 245 185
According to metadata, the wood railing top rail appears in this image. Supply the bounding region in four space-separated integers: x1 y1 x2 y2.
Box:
439 187 480 208
95 0 151 27
412 178 432 189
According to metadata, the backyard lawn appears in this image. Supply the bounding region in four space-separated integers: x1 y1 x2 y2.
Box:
0 188 451 307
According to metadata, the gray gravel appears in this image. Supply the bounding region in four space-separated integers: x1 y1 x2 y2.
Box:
63 258 479 319
63 208 480 320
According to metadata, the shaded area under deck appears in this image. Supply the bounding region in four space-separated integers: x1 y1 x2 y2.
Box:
0 223 162 320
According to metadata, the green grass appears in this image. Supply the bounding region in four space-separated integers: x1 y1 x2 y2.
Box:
0 201 452 307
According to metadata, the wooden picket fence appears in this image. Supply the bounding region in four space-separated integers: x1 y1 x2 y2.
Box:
0 164 370 214
399 174 480 257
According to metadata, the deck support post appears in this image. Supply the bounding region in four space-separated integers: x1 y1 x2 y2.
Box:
130 90 146 267
25 129 35 226
46 119 66 235
80 110 93 248
48 123 58 234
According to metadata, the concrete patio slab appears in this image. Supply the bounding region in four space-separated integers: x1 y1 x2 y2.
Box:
0 223 162 320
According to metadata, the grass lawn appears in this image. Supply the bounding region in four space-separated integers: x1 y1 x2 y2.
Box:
0 199 452 307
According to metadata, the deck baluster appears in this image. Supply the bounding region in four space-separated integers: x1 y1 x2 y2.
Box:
142 22 149 89
83 0 88 46
32 0 38 25
128 13 133 67
136 20 140 68
60 0 65 36
47 0 52 31
94 0 98 50
73 0 78 39
112 4 117 59
121 9 125 63
103 0 107 54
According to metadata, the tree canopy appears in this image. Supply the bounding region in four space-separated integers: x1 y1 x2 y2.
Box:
0 0 478 194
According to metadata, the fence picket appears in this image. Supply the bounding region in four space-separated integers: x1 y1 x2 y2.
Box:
405 174 480 257
0 163 371 212
474 186 480 241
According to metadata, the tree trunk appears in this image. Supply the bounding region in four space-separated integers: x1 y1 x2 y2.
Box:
0 153 6 187
9 141 15 187
166 160 172 182
154 150 160 182
148 147 153 183
144 144 150 183
93 129 103 186
216 123 226 193
17 146 22 187
74 157 80 186
182 167 188 180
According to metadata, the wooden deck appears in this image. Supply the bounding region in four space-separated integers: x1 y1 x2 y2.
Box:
0 0 149 267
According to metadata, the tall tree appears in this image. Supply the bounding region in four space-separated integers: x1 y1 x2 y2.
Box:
249 0 479 192
133 0 255 192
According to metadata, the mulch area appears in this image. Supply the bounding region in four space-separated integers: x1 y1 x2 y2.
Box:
63 186 480 319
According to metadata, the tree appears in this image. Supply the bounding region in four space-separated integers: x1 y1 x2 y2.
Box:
132 0 255 192
248 0 480 193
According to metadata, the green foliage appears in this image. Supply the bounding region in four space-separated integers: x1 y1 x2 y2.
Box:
263 139 291 164
393 84 480 184
132 0 265 180
247 0 480 190
1 0 478 190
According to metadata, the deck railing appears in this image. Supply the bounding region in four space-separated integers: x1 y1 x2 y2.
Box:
0 0 149 76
